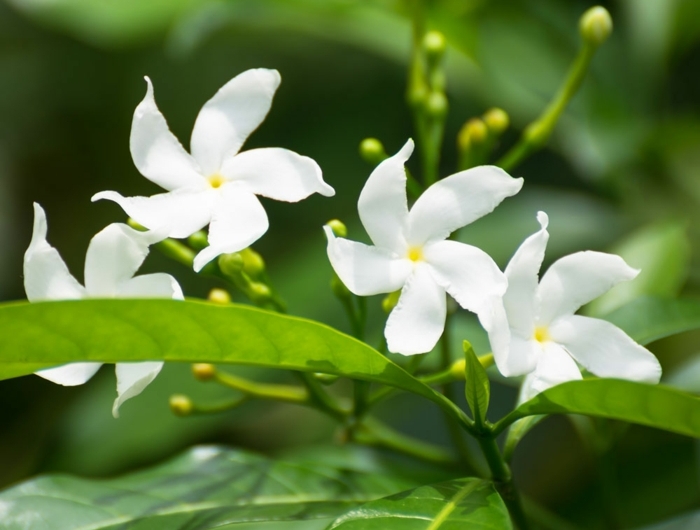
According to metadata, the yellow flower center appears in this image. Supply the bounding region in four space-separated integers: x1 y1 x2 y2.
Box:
533 326 550 343
407 246 424 262
208 173 226 189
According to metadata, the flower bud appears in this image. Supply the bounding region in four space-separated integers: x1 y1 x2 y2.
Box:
240 248 265 277
449 358 466 379
187 231 208 250
249 282 272 303
218 252 244 276
381 290 401 314
169 394 193 416
359 138 388 165
426 91 448 118
331 274 351 299
423 31 446 62
207 288 231 304
483 108 510 135
192 363 216 381
579 6 612 47
326 219 347 238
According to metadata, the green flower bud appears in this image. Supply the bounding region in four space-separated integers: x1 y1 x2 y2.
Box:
187 231 208 250
207 288 231 304
240 248 265 277
249 282 272 303
579 6 612 47
331 274 351 299
423 30 446 62
359 138 388 165
326 219 347 238
192 363 216 381
218 252 244 276
426 91 448 118
382 290 401 313
449 358 466 379
169 394 193 416
483 108 510 135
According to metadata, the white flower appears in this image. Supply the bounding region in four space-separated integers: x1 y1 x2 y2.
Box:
488 211 662 402
324 139 523 355
24 203 184 417
92 68 335 272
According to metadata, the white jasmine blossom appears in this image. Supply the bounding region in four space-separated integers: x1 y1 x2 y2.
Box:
92 68 334 272
325 139 523 355
488 211 662 402
24 203 184 417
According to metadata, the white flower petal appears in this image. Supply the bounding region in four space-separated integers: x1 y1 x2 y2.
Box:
549 315 662 383
24 203 86 302
324 226 411 296
406 165 523 246
35 362 102 386
130 77 205 191
112 362 163 418
118 273 184 300
92 188 215 239
385 263 446 355
537 251 639 324
519 342 582 403
424 239 507 313
220 147 334 200
504 211 549 337
193 184 269 272
357 139 413 253
190 68 281 175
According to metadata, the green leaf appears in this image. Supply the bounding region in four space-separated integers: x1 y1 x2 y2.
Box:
0 445 417 529
463 341 490 426
0 299 469 427
495 379 700 439
604 296 700 346
325 477 512 529
503 416 545 461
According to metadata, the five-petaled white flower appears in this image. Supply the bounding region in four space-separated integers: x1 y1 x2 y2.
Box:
488 211 662 402
324 139 523 355
92 68 335 272
24 203 184 417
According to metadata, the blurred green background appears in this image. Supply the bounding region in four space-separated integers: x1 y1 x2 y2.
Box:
1 0 700 527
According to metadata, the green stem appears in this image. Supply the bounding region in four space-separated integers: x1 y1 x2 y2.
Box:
522 496 580 530
214 371 308 404
297 372 349 422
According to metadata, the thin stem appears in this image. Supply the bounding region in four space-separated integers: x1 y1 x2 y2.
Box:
297 372 349 422
214 371 308 404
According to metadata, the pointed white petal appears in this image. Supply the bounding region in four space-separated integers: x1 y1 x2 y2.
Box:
36 362 102 386
193 184 269 272
385 264 446 355
92 188 215 239
504 212 549 337
190 69 281 175
324 226 411 296
357 139 413 253
112 362 163 418
118 273 184 300
549 315 662 383
130 77 205 191
24 203 86 301
519 342 581 403
424 240 507 314
406 165 523 246
537 251 638 324
220 147 334 200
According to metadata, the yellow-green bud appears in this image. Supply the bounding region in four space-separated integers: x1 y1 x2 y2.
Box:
449 358 466 379
169 394 193 416
407 84 428 109
579 6 612 47
249 282 272 303
240 248 265 277
218 252 244 276
483 108 510 135
326 219 347 238
359 138 388 165
331 274 351 299
192 363 216 381
207 288 231 304
426 91 448 118
423 31 446 61
466 118 488 143
188 231 208 250
382 290 401 314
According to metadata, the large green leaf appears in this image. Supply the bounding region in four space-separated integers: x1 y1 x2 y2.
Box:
494 379 700 438
325 477 512 529
0 299 469 427
0 445 417 530
604 296 700 346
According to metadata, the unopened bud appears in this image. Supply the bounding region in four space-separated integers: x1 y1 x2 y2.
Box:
382 290 401 313
579 6 612 47
169 394 193 416
207 288 231 304
240 248 265 277
483 108 510 135
249 282 271 303
359 138 388 165
218 253 244 276
188 231 208 250
192 363 216 381
331 274 351 299
326 219 347 238
449 359 466 379
466 118 488 143
426 91 448 118
423 31 446 62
